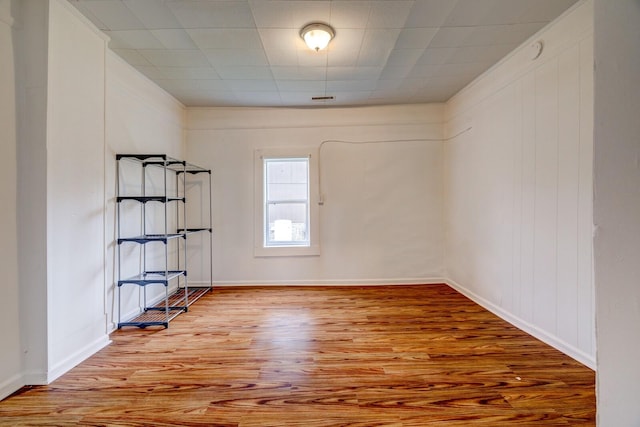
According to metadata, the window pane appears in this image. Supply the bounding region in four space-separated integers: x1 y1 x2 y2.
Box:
265 159 308 203
266 160 308 184
267 183 308 201
267 203 308 243
264 157 310 247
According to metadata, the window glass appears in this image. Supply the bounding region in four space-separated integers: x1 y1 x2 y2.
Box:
264 158 309 247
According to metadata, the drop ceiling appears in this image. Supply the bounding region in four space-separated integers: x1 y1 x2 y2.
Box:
68 0 579 108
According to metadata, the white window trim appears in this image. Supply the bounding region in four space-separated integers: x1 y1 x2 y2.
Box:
254 147 320 257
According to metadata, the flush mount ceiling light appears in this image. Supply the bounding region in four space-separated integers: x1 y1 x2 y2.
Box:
300 23 335 52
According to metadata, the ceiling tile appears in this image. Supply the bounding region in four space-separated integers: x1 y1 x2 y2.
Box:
233 92 284 107
151 29 199 49
362 28 402 51
157 67 221 80
375 82 425 97
448 45 515 64
357 29 400 66
167 0 255 29
519 0 578 23
377 66 411 80
110 49 153 66
264 49 299 67
367 1 413 28
249 0 295 28
394 28 439 49
400 77 432 91
257 29 301 52
404 0 458 28
135 66 166 80
325 66 380 81
405 64 439 79
357 47 393 67
279 91 329 105
443 0 527 26
155 79 229 92
187 29 263 49
367 95 399 104
290 1 332 28
331 91 374 105
326 79 377 92
426 73 482 91
374 79 403 91
123 0 182 29
434 62 492 78
297 49 329 68
416 48 457 65
327 66 383 81
330 29 366 52
429 27 475 48
385 49 424 68
204 49 269 66
464 23 546 47
270 67 327 81
411 85 458 102
276 80 326 92
482 0 531 25
214 66 273 80
105 30 164 50
225 80 278 92
329 1 372 29
327 48 361 67
81 0 145 30
252 1 333 30
138 49 211 67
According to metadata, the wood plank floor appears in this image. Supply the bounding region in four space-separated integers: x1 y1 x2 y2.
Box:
0 284 595 426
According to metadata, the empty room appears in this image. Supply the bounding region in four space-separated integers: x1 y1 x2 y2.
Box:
0 0 638 425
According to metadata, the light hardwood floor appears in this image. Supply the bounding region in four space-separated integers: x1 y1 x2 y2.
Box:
0 284 595 426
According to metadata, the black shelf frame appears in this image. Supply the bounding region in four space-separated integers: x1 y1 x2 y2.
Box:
177 167 213 295
117 233 185 245
117 270 186 286
116 154 213 329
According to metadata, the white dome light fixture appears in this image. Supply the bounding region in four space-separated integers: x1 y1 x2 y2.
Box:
300 23 335 52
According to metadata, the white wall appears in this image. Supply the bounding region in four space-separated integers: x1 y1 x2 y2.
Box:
0 0 22 400
444 0 595 368
105 51 186 329
593 1 640 425
15 0 49 388
0 0 186 399
45 0 109 381
186 105 444 285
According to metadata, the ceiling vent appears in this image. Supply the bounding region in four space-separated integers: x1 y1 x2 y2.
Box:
311 96 335 101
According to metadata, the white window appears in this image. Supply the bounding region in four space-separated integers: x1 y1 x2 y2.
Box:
264 157 309 246
254 148 319 257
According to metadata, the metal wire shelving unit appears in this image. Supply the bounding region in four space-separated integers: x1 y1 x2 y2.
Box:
116 154 212 328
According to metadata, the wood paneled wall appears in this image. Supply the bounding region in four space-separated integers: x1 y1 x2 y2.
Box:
444 1 595 367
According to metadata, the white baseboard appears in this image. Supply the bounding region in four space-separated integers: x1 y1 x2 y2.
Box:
21 370 48 387
19 334 111 387
46 335 111 383
0 373 25 401
445 278 596 370
195 277 447 286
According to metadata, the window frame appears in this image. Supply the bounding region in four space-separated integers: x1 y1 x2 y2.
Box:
254 147 320 257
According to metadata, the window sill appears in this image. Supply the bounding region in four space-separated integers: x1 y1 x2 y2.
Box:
254 245 320 257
